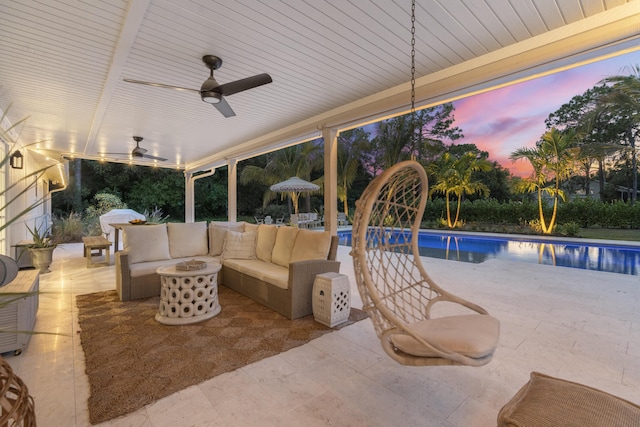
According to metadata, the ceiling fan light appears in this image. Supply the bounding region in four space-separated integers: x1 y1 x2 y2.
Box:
201 91 221 104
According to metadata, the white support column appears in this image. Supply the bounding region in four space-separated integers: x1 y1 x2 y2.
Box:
185 169 216 223
227 158 238 222
184 171 194 223
323 127 338 236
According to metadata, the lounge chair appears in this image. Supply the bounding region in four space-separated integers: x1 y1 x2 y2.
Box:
351 160 500 367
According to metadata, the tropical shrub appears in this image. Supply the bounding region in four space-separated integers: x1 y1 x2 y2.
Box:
143 206 169 223
51 212 84 243
85 193 127 218
555 221 581 237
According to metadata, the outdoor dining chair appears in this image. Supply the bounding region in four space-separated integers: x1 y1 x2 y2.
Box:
351 160 500 367
337 212 347 226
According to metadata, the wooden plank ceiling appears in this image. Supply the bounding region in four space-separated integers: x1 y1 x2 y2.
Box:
0 0 638 171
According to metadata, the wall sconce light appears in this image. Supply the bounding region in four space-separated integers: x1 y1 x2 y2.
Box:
9 150 24 169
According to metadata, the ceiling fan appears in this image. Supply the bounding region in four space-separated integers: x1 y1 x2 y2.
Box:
123 55 272 118
103 136 167 161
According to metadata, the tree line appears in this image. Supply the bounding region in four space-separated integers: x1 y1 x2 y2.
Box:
53 64 640 234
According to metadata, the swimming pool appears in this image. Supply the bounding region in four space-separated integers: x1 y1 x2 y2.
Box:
337 229 640 275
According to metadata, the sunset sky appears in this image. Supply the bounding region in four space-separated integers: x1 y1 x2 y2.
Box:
452 50 640 177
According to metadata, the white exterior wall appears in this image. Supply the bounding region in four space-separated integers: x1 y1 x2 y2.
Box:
1 148 55 256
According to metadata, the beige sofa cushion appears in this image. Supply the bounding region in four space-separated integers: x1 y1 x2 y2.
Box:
223 259 289 289
255 224 278 262
208 226 228 256
223 231 257 260
391 314 500 359
168 222 208 258
123 224 171 264
208 222 244 256
271 226 299 267
244 223 259 233
129 256 220 277
289 229 331 263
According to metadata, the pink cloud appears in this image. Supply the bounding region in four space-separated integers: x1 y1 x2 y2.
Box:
451 51 640 177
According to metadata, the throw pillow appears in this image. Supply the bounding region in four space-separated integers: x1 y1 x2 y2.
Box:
123 224 171 264
208 226 228 257
207 222 243 256
167 222 208 258
223 231 257 260
289 229 332 263
271 226 299 267
255 224 278 262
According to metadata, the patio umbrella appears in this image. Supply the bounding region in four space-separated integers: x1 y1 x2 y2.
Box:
270 177 319 215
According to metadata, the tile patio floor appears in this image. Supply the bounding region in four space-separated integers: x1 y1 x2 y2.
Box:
5 242 640 426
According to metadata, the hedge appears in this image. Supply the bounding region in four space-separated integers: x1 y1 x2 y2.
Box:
423 197 640 229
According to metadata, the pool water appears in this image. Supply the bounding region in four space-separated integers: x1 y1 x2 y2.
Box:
338 230 640 276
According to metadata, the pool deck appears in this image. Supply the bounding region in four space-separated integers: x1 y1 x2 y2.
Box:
5 242 640 426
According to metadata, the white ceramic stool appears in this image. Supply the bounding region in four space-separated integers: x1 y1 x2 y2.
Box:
312 272 350 327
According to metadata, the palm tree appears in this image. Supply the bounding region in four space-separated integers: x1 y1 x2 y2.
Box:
372 114 413 170
240 142 322 213
510 128 577 234
369 105 463 173
427 151 491 228
546 85 625 199
599 64 640 204
337 128 368 217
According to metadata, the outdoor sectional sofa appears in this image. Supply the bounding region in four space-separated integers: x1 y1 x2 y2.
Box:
115 221 340 319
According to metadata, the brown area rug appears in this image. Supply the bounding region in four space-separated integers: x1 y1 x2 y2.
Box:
76 287 367 425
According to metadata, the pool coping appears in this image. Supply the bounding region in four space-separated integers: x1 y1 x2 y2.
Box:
337 227 640 248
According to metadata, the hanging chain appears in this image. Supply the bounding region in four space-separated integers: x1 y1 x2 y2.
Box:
410 0 417 160
411 0 416 115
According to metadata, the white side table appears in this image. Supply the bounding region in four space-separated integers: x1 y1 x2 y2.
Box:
312 272 351 327
155 263 221 325
0 269 39 355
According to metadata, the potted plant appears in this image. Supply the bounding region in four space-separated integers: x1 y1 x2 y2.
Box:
0 105 45 425
25 223 57 274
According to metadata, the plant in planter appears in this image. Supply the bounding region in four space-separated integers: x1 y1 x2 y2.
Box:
25 223 57 274
0 105 48 425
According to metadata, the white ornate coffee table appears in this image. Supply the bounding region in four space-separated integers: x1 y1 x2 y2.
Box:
155 263 222 325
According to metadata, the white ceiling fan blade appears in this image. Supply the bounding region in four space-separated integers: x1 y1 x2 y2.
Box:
124 79 199 93
212 96 236 118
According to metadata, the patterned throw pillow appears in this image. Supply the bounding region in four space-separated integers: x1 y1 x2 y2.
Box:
208 222 244 256
222 231 257 260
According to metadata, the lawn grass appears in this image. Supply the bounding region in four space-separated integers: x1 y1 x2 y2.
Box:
578 228 640 242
